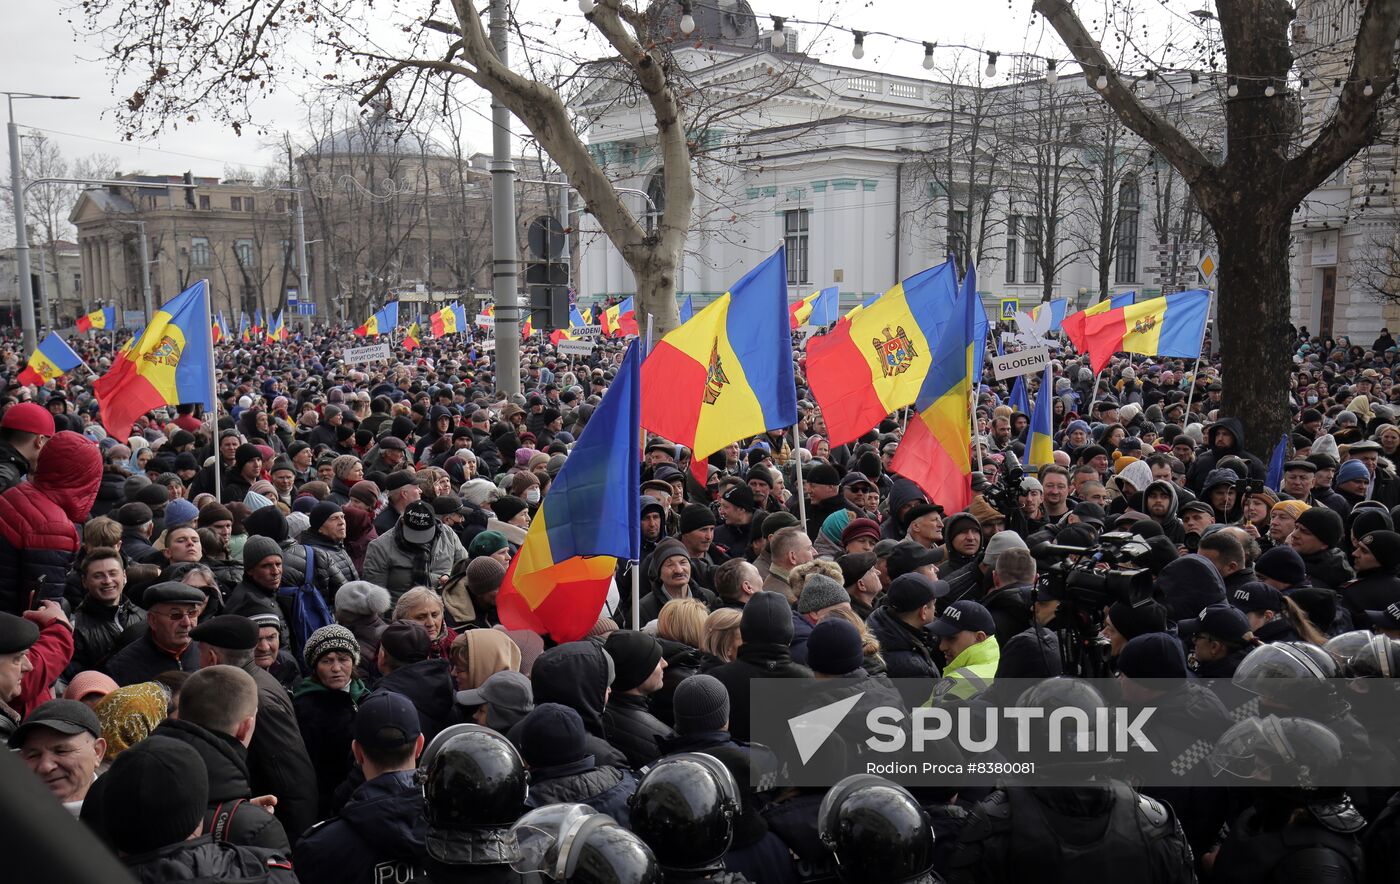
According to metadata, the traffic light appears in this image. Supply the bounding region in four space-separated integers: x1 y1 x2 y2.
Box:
182 171 196 208
526 215 569 330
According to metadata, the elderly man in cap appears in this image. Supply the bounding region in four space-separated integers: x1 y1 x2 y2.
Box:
791 462 848 539
0 604 75 744
375 620 456 742
294 691 427 884
11 699 105 814
635 538 720 627
0 401 54 493
191 614 319 844
105 582 204 685
299 500 359 589
224 536 289 623
866 573 946 707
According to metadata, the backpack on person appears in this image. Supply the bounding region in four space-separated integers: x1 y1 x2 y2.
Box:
277 545 333 659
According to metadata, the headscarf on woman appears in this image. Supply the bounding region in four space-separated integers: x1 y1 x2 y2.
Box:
95 682 169 762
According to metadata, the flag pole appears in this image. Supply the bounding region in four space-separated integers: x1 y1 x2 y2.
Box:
202 280 222 504
1183 288 1214 420
633 314 653 631
1088 369 1106 420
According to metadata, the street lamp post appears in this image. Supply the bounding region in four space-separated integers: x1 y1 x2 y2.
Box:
6 92 78 353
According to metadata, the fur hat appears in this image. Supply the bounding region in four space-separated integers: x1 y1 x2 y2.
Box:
334 580 391 618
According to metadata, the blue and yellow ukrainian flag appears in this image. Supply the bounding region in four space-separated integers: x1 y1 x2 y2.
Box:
17 332 84 386
93 280 214 438
1026 364 1055 467
890 263 975 511
498 340 642 641
641 248 797 484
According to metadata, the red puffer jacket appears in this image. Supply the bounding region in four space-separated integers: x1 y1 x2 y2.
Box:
0 431 102 615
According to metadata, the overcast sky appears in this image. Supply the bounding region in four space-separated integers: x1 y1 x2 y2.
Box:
2 1 1109 179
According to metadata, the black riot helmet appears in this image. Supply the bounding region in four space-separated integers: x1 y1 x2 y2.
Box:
1207 714 1343 789
1322 630 1373 665
1232 641 1339 709
818 775 935 883
1342 634 1400 678
421 723 529 841
1014 676 1112 766
510 804 661 884
627 752 739 875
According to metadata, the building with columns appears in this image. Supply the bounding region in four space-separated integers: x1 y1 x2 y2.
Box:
570 1 1221 321
0 239 83 328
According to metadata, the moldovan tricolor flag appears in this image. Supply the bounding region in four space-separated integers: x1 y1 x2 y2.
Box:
1061 290 1209 374
429 304 461 338
806 261 959 447
789 286 839 330
17 332 84 387
76 306 116 333
93 280 214 439
1025 363 1056 468
498 340 642 641
403 321 422 352
890 264 975 511
641 248 796 485
354 302 399 337
601 297 637 338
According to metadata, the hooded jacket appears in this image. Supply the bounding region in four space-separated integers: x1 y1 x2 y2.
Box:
1141 479 1186 544
0 431 102 615
513 641 628 769
1157 553 1228 621
376 658 457 744
293 770 427 884
149 720 291 852
601 691 674 769
881 477 930 540
1299 547 1355 590
1185 417 1265 493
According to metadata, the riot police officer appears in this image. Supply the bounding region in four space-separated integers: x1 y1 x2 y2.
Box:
1208 715 1365 883
947 678 1196 883
509 803 661 884
417 724 529 883
627 752 750 883
818 774 941 883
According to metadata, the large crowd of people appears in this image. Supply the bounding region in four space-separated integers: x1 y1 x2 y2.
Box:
3 319 1400 883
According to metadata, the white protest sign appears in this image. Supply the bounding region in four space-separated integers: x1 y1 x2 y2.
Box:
571 325 602 338
557 339 595 357
991 347 1049 380
476 315 495 329
342 343 391 364
477 338 496 353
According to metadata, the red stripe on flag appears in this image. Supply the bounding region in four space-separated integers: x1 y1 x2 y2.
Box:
92 357 165 440
496 556 614 642
806 325 890 447
639 339 706 454
890 414 972 513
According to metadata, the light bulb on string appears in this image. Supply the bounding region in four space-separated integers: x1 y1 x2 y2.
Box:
1264 80 1276 98
1365 79 1375 96
1095 66 1109 90
1141 70 1156 96
922 42 936 70
1190 71 1201 98
1227 77 1239 97
1046 59 1058 87
679 1 695 35
578 0 595 13
985 51 998 79
852 31 865 60
770 16 785 51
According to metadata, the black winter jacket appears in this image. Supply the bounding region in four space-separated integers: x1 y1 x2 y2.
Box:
522 641 629 769
297 529 360 588
376 659 457 744
1341 569 1400 627
121 835 297 884
1301 547 1355 590
149 719 291 852
602 692 674 769
0 440 29 495
526 757 639 827
294 770 427 884
240 660 320 845
866 605 941 708
292 678 370 818
68 594 146 676
710 642 812 742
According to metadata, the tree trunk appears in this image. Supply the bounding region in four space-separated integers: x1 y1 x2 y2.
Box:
629 239 681 338
1210 213 1293 450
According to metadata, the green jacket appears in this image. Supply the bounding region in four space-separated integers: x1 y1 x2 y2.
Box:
928 635 1000 703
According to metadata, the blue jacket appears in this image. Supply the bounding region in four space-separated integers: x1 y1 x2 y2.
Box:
525 757 639 828
293 770 427 884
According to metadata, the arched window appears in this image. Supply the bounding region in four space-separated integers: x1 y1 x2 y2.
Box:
645 170 665 234
1115 176 1140 284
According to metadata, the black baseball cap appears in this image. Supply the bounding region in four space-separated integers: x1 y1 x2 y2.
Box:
1228 581 1283 614
887 540 944 580
354 690 422 752
9 699 101 749
929 600 996 638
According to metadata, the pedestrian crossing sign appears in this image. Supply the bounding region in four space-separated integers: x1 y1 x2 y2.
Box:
1000 298 1019 320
